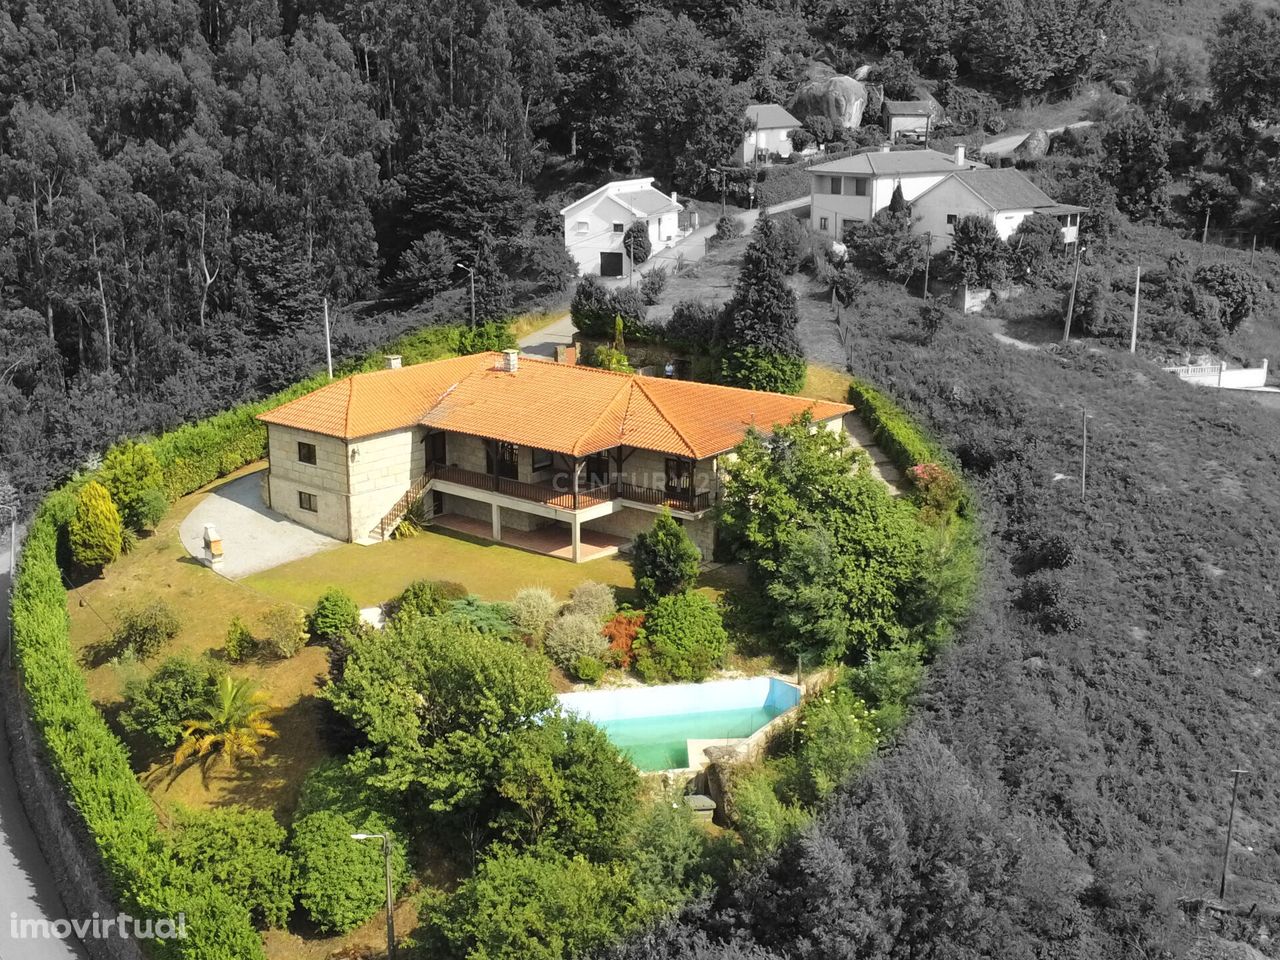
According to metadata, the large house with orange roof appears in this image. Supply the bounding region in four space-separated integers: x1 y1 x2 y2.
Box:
256 350 852 562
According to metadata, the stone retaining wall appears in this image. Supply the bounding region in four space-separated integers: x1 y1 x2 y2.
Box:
2 667 144 960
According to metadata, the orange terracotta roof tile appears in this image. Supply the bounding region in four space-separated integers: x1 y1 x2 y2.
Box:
258 352 853 458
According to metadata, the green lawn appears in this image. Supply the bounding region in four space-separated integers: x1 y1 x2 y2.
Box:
244 527 639 608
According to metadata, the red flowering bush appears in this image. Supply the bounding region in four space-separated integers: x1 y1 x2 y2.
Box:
908 462 963 525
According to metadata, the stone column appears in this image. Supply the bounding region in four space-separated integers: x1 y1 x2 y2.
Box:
571 519 582 563
491 503 502 542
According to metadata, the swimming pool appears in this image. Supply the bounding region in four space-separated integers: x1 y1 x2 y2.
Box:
559 676 801 771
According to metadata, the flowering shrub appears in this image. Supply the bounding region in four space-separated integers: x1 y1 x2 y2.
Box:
908 462 963 524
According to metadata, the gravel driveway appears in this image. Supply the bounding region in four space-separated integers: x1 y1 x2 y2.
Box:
179 470 339 579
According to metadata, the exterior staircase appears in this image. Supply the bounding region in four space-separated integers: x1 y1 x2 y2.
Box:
370 471 432 542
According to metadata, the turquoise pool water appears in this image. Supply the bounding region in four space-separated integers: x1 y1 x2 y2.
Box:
599 704 789 771
559 676 802 772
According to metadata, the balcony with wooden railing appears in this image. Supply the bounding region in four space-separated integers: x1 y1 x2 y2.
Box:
374 465 715 540
432 464 613 511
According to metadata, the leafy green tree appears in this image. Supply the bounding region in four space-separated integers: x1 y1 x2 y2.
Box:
1209 2 1280 129
291 809 409 933
623 221 651 265
425 847 660 960
1193 263 1262 332
325 615 556 823
1008 213 1064 278
493 713 638 857
948 215 1009 288
844 211 930 285
634 591 728 682
99 441 165 532
120 656 216 749
917 300 948 343
1184 171 1240 228
68 480 123 570
632 509 702 605
719 414 925 662
170 806 295 929
1102 108 1173 220
870 50 920 100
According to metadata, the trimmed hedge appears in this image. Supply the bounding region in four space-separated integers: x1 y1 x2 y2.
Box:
11 320 511 958
846 375 946 473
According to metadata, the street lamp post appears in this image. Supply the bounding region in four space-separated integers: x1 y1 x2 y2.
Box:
456 262 476 328
351 833 395 959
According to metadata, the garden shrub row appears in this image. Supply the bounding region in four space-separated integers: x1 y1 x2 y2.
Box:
11 320 511 958
846 375 947 475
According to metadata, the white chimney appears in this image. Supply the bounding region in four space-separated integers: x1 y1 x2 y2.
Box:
954 144 966 167
384 354 402 369
880 143 892 153
501 348 519 373
671 190 678 205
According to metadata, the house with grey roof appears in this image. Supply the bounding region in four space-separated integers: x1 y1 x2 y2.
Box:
560 177 684 278
742 103 806 163
908 168 1085 252
807 144 986 239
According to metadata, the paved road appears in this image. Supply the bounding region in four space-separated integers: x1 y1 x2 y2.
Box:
981 120 1094 157
0 524 89 959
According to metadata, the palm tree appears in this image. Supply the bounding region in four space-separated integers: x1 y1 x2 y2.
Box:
173 675 277 772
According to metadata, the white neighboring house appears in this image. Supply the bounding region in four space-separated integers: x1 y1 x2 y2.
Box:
909 168 1085 252
742 103 804 163
808 145 986 239
560 177 684 279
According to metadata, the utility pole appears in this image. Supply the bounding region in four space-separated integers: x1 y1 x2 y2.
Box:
1129 266 1141 354
1201 207 1211 247
1062 243 1083 343
457 262 476 328
1250 234 1258 267
1219 769 1248 901
322 297 333 380
1080 411 1091 499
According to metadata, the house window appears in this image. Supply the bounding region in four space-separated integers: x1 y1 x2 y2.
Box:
612 222 624 233
297 441 317 464
853 177 868 197
946 214 957 225
486 441 519 480
828 176 842 195
298 491 318 513
584 451 611 487
819 216 829 232
575 220 589 235
532 448 553 472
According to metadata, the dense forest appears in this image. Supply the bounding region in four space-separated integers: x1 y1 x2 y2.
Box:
2 0 1235 513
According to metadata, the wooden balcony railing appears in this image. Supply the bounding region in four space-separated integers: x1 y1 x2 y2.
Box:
433 464 612 510
615 480 712 513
